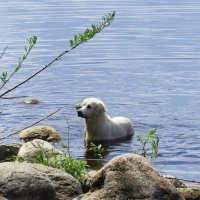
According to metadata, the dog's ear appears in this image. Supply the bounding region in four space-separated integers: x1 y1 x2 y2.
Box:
96 102 106 114
75 103 82 110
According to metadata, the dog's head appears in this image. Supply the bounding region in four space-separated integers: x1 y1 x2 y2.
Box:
75 98 106 118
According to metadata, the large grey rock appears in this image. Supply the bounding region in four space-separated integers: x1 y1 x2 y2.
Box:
74 154 184 200
0 162 82 200
19 125 60 142
18 139 63 163
0 142 22 161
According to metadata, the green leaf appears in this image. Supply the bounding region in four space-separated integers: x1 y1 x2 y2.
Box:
147 128 157 140
70 40 74 47
1 72 8 83
92 24 96 33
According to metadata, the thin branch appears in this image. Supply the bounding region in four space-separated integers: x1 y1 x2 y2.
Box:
0 11 115 98
0 49 69 98
0 46 8 60
0 108 61 141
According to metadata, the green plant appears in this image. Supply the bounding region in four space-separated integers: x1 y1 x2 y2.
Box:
36 149 62 167
37 150 88 181
10 155 25 163
61 156 88 181
135 129 160 162
89 142 105 160
12 148 88 181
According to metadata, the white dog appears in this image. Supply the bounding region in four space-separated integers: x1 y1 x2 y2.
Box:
76 98 134 144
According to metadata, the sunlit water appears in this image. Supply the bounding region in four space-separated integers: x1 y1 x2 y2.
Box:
0 0 200 184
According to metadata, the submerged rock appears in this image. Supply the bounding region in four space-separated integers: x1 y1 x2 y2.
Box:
0 162 82 200
74 154 184 200
24 97 40 104
19 125 60 142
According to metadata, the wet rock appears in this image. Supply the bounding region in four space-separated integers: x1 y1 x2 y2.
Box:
24 97 40 104
0 142 22 161
0 162 82 200
18 139 63 163
19 125 60 142
178 188 200 200
74 154 184 200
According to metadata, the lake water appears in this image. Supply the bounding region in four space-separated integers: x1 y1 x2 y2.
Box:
0 0 200 184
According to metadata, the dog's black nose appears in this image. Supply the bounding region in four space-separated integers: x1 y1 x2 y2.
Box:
77 110 83 117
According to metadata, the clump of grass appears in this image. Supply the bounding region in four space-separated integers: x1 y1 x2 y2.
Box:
37 149 88 181
135 128 160 162
10 155 25 163
12 146 88 182
61 156 88 180
89 142 105 160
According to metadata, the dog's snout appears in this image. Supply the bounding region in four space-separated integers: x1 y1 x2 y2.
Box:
77 110 83 117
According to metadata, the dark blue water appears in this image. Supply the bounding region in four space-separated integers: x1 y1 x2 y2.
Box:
0 0 200 183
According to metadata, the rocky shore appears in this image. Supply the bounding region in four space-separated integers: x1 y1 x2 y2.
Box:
0 125 199 200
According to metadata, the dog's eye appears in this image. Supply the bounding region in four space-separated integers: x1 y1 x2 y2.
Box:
87 105 92 109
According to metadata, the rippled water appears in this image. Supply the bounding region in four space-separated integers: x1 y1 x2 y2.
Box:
1 0 200 183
